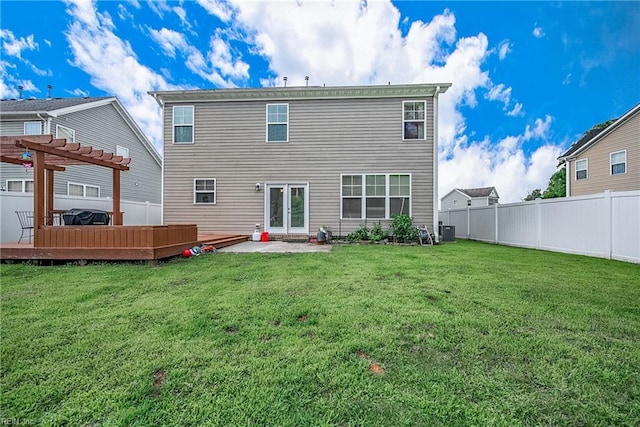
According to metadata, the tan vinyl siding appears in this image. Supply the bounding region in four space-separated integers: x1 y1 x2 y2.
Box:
163 97 435 235
570 111 640 196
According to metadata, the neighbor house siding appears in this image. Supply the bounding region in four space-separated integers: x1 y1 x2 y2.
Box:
162 97 435 235
570 111 640 196
0 104 161 203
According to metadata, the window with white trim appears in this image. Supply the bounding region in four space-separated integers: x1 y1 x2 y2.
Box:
56 124 75 142
266 103 288 142
403 101 426 140
116 145 129 158
24 121 42 135
68 182 100 198
341 174 411 219
173 106 194 144
7 179 34 193
610 150 626 175
194 178 216 204
575 159 588 180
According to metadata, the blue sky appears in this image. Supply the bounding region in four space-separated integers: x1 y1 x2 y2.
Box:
1 0 638 203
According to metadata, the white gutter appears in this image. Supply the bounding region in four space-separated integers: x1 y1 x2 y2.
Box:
433 86 441 242
564 162 571 197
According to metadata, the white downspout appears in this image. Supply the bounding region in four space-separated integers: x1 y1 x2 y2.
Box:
564 160 571 197
433 86 441 243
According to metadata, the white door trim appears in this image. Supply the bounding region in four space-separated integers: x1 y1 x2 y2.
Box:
264 182 309 234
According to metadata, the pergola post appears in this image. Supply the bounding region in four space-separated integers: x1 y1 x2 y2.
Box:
113 169 122 225
46 169 55 225
33 151 46 245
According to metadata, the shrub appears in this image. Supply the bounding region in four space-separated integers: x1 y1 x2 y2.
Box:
390 214 418 243
346 224 370 241
369 222 386 242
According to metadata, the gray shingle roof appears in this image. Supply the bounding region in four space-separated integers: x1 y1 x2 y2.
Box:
459 187 498 198
0 97 111 112
560 119 616 158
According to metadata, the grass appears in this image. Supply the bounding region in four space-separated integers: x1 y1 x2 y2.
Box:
1 240 639 426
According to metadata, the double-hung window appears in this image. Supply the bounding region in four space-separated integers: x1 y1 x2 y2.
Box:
7 179 34 193
68 182 100 198
266 104 288 142
24 121 42 135
403 101 426 140
194 178 216 204
56 125 75 142
173 106 194 144
610 151 626 175
341 174 411 219
575 159 588 180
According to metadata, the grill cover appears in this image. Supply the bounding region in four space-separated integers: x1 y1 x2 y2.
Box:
62 209 110 225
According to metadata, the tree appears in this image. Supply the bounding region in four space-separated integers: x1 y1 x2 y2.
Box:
524 189 542 201
542 167 566 199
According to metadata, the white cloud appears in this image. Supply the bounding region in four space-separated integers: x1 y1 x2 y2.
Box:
497 39 511 60
533 25 544 38
196 0 232 22
149 27 186 58
506 102 524 117
67 88 90 97
524 115 553 141
0 29 38 58
485 83 512 105
64 0 174 152
173 6 192 31
562 73 571 85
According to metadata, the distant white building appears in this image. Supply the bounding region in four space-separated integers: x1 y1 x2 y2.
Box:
441 187 499 210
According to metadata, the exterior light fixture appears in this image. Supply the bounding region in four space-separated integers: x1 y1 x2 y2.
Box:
255 183 261 191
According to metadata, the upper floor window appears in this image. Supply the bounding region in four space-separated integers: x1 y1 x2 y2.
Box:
194 178 216 204
56 125 75 142
173 106 194 144
341 174 411 219
575 159 588 180
116 145 129 158
403 101 426 140
24 121 42 135
610 151 626 175
266 103 288 142
68 182 100 198
6 179 34 193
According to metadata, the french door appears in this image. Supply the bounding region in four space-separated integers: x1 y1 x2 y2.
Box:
265 183 309 234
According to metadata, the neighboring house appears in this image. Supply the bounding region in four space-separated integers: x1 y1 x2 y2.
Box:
440 187 499 210
0 96 162 204
558 103 639 197
149 83 451 239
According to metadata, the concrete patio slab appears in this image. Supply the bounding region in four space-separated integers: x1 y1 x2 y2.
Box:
217 241 332 253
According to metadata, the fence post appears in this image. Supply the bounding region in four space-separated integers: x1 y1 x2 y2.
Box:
535 198 541 250
145 201 150 225
494 203 499 244
467 206 471 239
604 190 612 259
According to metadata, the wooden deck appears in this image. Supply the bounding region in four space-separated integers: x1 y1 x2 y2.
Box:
0 224 247 262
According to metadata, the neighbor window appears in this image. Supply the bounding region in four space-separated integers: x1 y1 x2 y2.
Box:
194 178 216 204
403 101 426 140
7 179 34 193
68 182 100 198
575 159 588 180
116 145 129 158
610 151 626 175
341 174 411 219
56 125 75 142
24 121 42 135
266 103 288 142
173 106 194 144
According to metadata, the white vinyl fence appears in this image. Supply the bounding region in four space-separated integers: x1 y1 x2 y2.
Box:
439 190 640 263
0 192 162 243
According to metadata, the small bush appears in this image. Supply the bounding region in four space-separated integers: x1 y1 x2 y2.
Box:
390 214 418 243
346 224 370 241
369 223 386 242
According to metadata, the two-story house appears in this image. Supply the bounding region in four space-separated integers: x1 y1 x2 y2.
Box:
0 96 162 204
440 186 500 211
559 103 639 197
149 83 450 240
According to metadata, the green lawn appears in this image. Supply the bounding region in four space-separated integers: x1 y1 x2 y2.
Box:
1 241 639 426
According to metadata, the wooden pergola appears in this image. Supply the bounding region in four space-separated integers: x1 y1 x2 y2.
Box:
0 135 130 240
